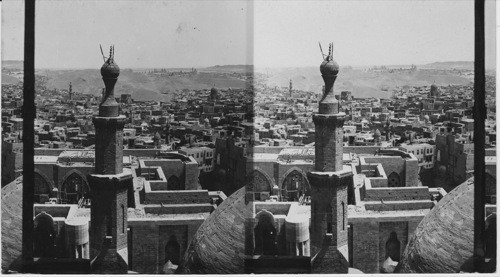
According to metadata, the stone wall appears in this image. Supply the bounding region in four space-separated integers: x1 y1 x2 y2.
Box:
2 142 23 187
254 202 291 215
404 158 419 187
141 160 184 183
364 200 434 211
352 221 379 273
378 221 408 267
116 189 128 251
344 146 381 155
351 219 423 273
364 187 430 201
35 163 57 192
140 159 199 190
245 161 276 193
144 203 213 214
34 148 162 158
56 164 94 191
184 160 199 190
276 164 314 192
144 190 210 205
131 224 159 273
362 155 419 187
158 225 188 271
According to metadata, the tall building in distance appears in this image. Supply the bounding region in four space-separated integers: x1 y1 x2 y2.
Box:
68 82 73 101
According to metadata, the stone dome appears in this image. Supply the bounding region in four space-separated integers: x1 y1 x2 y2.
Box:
1 177 23 271
209 87 219 100
396 177 475 273
178 186 250 274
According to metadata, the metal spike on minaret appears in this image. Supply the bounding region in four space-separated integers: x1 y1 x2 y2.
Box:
328 43 332 61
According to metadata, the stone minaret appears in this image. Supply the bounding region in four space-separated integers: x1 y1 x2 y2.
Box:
88 46 132 273
289 79 293 98
307 43 352 273
69 82 73 100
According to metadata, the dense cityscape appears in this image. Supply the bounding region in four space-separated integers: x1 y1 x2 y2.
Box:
1 0 497 275
2 50 497 273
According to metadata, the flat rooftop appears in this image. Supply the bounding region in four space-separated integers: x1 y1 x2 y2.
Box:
347 205 430 222
34 155 59 163
59 150 95 159
250 153 279 162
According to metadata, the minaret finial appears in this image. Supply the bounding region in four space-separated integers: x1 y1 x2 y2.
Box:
319 41 340 115
108 45 115 62
328 43 333 61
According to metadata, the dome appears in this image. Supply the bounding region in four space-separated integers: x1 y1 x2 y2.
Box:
101 58 120 79
1 177 23 271
430 83 438 89
178 186 250 274
396 177 475 273
320 57 339 76
209 87 219 100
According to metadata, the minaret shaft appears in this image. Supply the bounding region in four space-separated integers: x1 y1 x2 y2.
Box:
88 46 131 273
308 42 351 273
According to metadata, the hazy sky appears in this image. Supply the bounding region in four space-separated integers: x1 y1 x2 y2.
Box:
1 0 496 69
2 0 253 69
254 0 496 68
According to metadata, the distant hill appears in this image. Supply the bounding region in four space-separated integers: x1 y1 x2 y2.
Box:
200 65 253 73
257 66 472 99
2 60 23 70
421 61 474 70
1 74 21 85
41 68 249 102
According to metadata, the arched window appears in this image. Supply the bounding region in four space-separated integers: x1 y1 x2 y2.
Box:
385 232 401 262
387 172 401 187
247 170 272 194
34 172 51 204
165 235 181 265
34 212 56 257
342 201 345 231
281 170 310 201
62 172 89 204
253 213 278 255
122 205 125 234
326 203 333 234
167 175 181 190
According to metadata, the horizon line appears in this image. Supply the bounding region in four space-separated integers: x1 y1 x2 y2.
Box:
2 60 486 71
